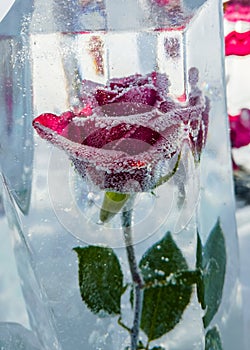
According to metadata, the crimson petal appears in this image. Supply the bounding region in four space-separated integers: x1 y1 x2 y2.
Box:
95 86 158 107
33 111 74 133
225 31 250 56
229 109 250 148
83 123 163 156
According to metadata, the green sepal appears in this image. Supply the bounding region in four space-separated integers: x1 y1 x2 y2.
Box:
100 192 129 223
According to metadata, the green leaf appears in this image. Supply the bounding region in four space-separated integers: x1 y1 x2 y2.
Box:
205 326 223 350
73 246 123 315
197 220 226 328
139 232 192 341
100 192 129 223
130 285 134 308
124 343 146 350
196 231 206 310
137 341 145 349
150 347 166 350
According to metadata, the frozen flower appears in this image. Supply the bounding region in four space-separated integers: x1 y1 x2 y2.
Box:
33 70 208 192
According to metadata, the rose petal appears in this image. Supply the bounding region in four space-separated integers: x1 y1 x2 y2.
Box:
225 31 250 56
74 159 153 192
153 0 170 6
229 109 250 148
94 72 168 107
33 111 74 134
224 1 250 22
83 123 163 155
95 86 158 106
108 74 143 89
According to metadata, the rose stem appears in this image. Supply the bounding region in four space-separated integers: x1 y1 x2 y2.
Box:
121 199 144 350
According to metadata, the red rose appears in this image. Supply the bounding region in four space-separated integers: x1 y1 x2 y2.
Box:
152 0 170 6
33 70 209 192
229 109 250 149
225 31 250 56
224 0 250 23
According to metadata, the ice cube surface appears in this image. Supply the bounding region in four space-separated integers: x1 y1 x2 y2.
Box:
0 323 42 350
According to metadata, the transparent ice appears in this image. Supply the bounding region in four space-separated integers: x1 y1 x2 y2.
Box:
0 0 245 349
0 323 42 350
